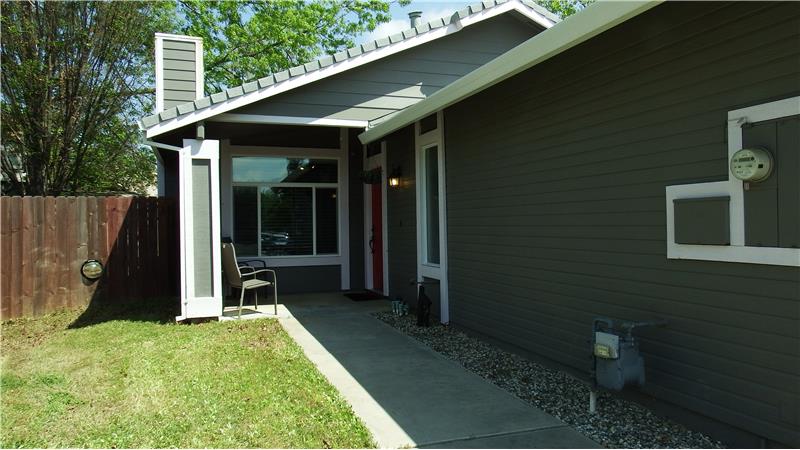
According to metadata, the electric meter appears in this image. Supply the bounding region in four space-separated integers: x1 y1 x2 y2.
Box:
730 147 773 182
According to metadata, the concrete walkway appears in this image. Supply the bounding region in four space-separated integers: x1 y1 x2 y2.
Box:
277 293 599 449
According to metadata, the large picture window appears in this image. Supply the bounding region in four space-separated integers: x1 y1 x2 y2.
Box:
232 157 339 257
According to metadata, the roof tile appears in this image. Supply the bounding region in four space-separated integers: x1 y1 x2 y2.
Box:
274 71 290 82
304 60 320 72
288 65 305 77
333 51 348 62
402 29 417 39
389 33 403 43
243 81 259 93
142 114 160 128
226 86 244 98
210 92 227 103
318 55 335 67
177 102 195 115
257 76 275 88
159 107 177 121
375 37 390 47
194 97 211 109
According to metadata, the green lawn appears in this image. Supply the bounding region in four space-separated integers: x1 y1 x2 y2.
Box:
0 301 374 448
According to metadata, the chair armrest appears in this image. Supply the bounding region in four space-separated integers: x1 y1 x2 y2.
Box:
241 268 276 281
239 259 267 269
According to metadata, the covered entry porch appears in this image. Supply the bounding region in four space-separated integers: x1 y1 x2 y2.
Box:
151 120 390 320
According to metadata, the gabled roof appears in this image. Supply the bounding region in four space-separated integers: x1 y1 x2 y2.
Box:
140 0 558 138
359 0 662 144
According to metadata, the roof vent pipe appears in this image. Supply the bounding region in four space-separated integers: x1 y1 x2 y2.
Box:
409 11 422 28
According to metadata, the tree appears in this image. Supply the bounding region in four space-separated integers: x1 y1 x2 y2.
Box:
175 0 409 93
536 0 595 18
1 1 175 196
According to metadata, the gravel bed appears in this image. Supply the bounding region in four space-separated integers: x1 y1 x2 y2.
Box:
374 312 725 449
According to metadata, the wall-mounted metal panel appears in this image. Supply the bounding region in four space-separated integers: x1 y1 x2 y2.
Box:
192 159 213 297
674 197 730 245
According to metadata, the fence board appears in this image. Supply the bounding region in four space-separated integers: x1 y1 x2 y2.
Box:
0 196 177 319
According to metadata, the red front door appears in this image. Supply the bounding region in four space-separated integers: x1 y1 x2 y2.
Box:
371 182 383 291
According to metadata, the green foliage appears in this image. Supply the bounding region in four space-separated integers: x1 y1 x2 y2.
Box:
536 0 595 18
0 2 176 196
175 0 410 93
1 305 374 448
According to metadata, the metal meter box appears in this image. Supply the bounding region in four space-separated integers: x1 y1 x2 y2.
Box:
591 317 664 391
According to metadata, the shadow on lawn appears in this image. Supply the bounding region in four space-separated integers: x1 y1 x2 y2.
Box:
68 297 178 329
68 194 181 329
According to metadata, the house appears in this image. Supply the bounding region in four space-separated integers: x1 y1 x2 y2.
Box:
140 0 556 318
140 0 799 447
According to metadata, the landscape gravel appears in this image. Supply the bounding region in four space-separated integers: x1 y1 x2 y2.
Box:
374 312 725 449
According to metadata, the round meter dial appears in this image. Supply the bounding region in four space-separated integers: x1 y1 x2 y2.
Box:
730 147 773 182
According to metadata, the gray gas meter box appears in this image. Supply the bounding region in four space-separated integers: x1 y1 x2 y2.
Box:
591 317 665 391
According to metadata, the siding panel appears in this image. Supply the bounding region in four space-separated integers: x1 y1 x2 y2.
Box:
443 2 800 445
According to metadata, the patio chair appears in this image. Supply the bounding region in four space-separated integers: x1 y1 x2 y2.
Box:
221 242 278 319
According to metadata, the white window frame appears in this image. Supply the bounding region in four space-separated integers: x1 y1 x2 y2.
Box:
415 111 449 323
224 141 349 279
232 157 341 258
665 96 800 267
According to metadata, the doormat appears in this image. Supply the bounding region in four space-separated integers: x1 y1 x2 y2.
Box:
344 291 386 301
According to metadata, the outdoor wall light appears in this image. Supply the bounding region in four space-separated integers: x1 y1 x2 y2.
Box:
81 259 104 281
388 166 402 188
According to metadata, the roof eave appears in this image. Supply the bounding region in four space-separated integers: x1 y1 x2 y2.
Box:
141 0 558 138
358 0 662 145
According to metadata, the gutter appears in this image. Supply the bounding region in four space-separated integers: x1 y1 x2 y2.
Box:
358 0 662 144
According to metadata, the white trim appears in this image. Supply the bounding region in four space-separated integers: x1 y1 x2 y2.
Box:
195 39 204 100
154 34 204 114
155 32 203 42
414 111 449 323
666 96 800 267
212 113 369 128
144 140 183 152
360 0 661 144
144 0 555 138
154 37 164 114
238 255 343 268
364 143 389 295
178 139 224 319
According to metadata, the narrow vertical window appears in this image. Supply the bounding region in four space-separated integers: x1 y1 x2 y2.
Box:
424 145 440 264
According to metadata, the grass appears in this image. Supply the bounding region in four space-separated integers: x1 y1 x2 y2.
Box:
0 300 374 448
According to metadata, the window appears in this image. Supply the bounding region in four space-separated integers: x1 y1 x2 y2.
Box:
232 157 339 257
423 145 440 265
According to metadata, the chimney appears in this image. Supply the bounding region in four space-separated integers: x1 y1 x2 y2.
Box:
154 33 204 113
408 11 423 28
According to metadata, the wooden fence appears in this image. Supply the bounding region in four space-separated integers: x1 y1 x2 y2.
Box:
1 196 178 319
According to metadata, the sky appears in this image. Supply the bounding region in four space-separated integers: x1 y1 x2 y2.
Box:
356 1 477 44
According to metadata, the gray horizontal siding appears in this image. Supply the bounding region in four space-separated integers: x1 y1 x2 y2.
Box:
443 2 799 446
385 126 417 306
268 266 340 293
236 15 540 122
162 39 198 109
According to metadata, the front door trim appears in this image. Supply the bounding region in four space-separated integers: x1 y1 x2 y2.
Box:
364 143 389 295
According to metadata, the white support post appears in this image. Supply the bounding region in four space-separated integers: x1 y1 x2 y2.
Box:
340 127 351 291
178 139 223 320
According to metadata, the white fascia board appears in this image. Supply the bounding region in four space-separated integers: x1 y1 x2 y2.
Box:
144 0 554 139
155 32 203 42
212 113 369 128
359 0 662 144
